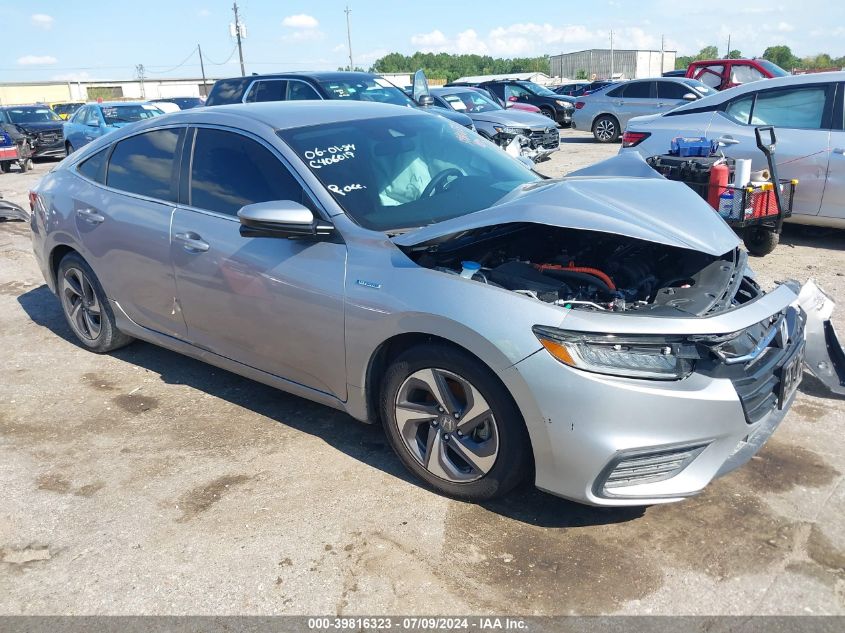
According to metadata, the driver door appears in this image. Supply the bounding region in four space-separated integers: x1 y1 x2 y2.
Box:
170 126 348 399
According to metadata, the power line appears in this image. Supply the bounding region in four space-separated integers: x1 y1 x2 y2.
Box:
204 45 238 66
144 47 198 75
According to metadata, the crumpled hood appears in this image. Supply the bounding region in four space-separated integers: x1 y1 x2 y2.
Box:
473 109 554 128
393 153 740 256
14 121 62 133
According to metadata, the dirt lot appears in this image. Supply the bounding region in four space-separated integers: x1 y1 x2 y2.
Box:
1 130 844 615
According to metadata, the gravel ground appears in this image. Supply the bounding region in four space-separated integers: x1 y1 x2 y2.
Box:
1 132 844 615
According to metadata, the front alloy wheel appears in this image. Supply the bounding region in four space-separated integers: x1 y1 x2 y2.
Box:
380 343 531 501
394 368 499 483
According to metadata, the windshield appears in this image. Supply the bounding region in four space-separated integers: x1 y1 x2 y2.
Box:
757 60 790 77
101 104 163 124
437 90 502 113
7 107 61 124
522 81 557 97
53 103 83 115
318 77 415 107
278 114 539 232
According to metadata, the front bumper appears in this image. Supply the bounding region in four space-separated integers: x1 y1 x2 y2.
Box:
503 280 844 506
32 141 65 158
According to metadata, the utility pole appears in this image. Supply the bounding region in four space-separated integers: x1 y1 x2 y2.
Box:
609 29 614 79
660 34 665 74
136 64 146 99
344 5 354 71
726 34 731 58
233 2 245 76
198 44 208 97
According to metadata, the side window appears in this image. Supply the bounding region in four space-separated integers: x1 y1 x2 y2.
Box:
77 148 109 184
696 65 724 88
106 128 181 201
606 85 625 98
731 64 765 84
71 106 87 123
505 85 531 100
190 128 306 216
724 95 753 124
750 87 828 129
209 78 248 105
621 82 652 98
287 81 320 101
86 107 101 126
245 80 287 103
656 81 690 100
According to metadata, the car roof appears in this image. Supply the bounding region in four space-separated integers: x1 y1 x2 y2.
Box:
215 71 384 84
88 101 156 107
123 100 422 132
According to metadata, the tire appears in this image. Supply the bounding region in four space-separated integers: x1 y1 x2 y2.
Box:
0 161 11 173
593 115 620 143
380 343 531 501
539 106 555 121
744 227 779 256
65 142 74 157
57 252 134 353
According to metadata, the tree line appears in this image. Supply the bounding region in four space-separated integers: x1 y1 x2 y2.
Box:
677 45 845 71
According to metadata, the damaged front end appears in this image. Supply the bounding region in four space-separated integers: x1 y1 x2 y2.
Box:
503 131 558 163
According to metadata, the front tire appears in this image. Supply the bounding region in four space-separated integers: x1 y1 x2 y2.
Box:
57 252 134 353
380 343 531 501
593 115 620 142
540 106 555 121
65 142 74 156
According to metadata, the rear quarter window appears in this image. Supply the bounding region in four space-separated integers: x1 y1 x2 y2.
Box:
207 78 248 105
106 128 182 202
77 148 109 184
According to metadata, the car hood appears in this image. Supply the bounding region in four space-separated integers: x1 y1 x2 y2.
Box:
13 121 62 133
423 106 473 127
393 154 740 256
472 109 554 128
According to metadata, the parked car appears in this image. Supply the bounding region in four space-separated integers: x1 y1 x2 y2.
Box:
151 97 205 110
571 78 715 142
0 105 65 158
553 81 591 96
662 70 687 78
63 102 165 153
686 58 789 91
450 79 575 125
51 102 85 120
430 86 559 161
28 101 845 506
555 80 615 97
205 71 475 131
620 71 845 229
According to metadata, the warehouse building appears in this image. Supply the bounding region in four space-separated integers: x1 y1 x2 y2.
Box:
0 77 216 106
550 48 676 81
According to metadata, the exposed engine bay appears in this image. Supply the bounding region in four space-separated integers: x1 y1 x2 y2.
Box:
403 223 762 315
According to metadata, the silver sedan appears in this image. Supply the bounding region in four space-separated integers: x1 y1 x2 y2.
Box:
28 101 845 505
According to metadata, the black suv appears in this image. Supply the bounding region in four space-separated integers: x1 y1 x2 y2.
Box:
0 105 64 158
449 79 574 126
206 71 474 130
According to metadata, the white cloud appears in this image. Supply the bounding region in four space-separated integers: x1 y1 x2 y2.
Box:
282 29 325 42
282 14 319 29
411 29 488 54
31 14 54 29
18 55 57 65
332 43 347 53
777 21 795 32
198 9 211 17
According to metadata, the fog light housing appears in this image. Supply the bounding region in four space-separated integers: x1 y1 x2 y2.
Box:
601 443 709 491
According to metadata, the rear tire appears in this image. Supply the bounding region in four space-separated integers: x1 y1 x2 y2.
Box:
593 115 620 142
744 228 779 256
65 142 74 156
380 343 531 501
57 252 134 353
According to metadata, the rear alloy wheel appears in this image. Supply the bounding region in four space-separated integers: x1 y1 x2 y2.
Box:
593 115 619 142
381 344 531 501
57 252 134 353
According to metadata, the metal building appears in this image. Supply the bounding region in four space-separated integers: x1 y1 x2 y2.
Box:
550 49 676 81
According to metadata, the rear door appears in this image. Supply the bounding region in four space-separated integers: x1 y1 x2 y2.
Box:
244 79 288 103
170 126 347 398
73 127 188 338
707 82 835 218
819 83 845 220
611 81 657 128
654 80 695 113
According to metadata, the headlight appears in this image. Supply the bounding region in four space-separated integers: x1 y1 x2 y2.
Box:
532 326 696 380
494 125 530 136
555 100 573 110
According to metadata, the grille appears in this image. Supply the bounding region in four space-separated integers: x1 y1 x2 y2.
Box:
38 130 61 143
603 444 708 490
529 127 559 149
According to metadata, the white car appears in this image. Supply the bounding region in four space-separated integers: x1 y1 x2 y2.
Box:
619 71 845 229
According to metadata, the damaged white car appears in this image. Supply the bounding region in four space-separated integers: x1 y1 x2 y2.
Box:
30 101 845 506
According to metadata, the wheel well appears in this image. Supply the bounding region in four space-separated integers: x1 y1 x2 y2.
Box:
49 245 77 287
366 333 495 424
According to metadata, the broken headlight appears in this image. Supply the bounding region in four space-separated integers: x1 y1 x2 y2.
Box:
532 326 697 380
494 125 530 136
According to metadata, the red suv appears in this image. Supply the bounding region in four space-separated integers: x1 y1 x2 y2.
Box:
685 58 789 91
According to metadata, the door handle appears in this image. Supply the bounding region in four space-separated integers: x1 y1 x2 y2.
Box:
833 148 845 155
174 232 210 253
76 208 105 224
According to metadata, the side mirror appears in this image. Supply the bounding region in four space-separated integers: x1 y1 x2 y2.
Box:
238 201 335 239
682 93 698 101
88 119 101 127
417 94 434 107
